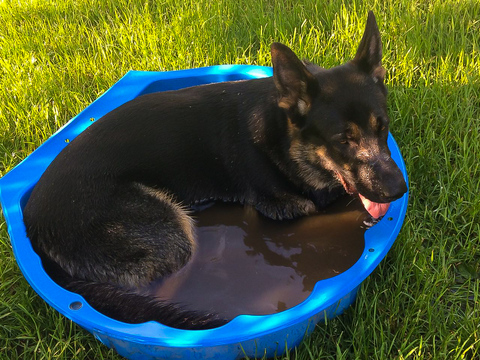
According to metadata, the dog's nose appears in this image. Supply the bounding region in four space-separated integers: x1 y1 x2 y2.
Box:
382 179 407 201
380 167 408 201
372 159 408 201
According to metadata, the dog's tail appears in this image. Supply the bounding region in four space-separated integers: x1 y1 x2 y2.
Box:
41 256 227 330
64 280 227 330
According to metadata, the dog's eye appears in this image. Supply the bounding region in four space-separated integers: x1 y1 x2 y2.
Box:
339 137 356 146
332 133 355 146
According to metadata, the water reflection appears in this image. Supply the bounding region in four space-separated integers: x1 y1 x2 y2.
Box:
146 195 369 318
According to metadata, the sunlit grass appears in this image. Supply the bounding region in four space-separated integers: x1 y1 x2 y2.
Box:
1 0 479 359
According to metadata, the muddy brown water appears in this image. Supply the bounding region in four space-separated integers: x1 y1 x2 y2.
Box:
143 195 370 319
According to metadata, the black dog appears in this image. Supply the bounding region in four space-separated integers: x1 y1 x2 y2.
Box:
23 12 407 329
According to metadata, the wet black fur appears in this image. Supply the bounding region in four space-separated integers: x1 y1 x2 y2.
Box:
23 12 407 329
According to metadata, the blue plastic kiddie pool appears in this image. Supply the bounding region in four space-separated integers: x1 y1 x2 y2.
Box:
0 65 408 360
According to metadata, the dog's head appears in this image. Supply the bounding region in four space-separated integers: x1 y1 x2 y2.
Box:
272 11 407 218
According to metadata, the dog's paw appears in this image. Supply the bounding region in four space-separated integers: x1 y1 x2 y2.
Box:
362 215 382 228
255 196 316 221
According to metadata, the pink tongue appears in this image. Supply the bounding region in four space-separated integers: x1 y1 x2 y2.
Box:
358 194 390 219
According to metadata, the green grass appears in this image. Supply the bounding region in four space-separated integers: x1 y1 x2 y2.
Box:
1 0 479 359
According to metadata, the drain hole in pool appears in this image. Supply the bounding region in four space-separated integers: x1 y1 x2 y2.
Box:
69 301 83 311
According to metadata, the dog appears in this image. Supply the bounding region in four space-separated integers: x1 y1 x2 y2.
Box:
23 11 407 329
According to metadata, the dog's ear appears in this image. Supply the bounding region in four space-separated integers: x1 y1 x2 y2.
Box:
271 43 317 125
352 11 386 82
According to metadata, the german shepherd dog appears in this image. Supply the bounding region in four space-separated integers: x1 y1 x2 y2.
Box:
23 12 407 329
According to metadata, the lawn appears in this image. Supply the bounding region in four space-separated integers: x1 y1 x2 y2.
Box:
0 0 479 359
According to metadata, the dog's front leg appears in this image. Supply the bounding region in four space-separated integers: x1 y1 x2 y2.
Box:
254 193 316 221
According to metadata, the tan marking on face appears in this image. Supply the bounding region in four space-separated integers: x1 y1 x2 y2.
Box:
315 146 327 158
349 123 362 139
358 135 382 159
356 147 372 161
287 117 299 137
